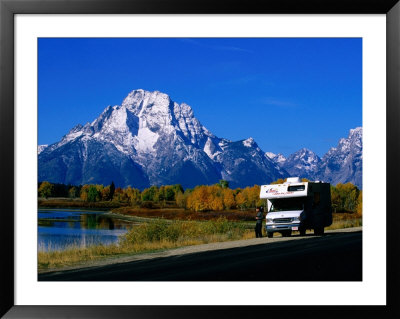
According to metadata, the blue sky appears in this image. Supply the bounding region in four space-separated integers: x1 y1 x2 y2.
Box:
38 38 362 157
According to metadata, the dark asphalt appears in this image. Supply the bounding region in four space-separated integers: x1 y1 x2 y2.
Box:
38 230 362 281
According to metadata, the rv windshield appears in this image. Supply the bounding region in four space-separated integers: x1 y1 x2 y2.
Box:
270 198 304 212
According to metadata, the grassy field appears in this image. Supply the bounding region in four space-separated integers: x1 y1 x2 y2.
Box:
38 210 361 270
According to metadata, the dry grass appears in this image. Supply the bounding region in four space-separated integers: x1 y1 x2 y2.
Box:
38 218 251 270
327 213 362 230
38 241 183 270
38 212 362 270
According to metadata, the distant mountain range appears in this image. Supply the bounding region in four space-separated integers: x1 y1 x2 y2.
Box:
38 89 362 189
265 126 362 188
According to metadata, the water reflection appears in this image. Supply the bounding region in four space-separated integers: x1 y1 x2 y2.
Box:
38 210 132 252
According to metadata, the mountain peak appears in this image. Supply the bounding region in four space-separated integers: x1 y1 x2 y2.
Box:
325 126 362 158
265 152 287 164
243 137 256 147
349 126 362 139
318 126 362 188
280 147 321 179
350 126 362 133
38 87 362 189
292 148 319 159
38 87 288 188
121 89 172 115
265 152 276 158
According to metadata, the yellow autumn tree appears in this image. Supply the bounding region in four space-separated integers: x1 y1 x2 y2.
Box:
125 186 141 206
210 196 224 211
222 188 235 210
68 186 78 198
186 184 226 212
175 191 187 208
356 190 362 217
187 186 209 211
95 184 104 201
101 186 111 201
80 184 90 201
38 181 54 198
235 191 246 209
241 185 260 208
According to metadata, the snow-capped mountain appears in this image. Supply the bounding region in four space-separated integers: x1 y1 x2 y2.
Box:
281 148 322 181
38 144 48 155
265 152 286 165
318 127 362 188
213 138 288 188
266 128 363 188
39 89 285 189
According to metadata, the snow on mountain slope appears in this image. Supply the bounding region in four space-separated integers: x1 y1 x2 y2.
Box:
39 89 361 189
318 127 362 188
265 152 286 165
281 148 321 180
265 128 362 188
39 89 284 188
38 145 48 155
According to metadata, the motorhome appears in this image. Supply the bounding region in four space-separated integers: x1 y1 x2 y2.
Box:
260 177 332 238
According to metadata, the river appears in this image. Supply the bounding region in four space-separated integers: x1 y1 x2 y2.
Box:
38 209 134 252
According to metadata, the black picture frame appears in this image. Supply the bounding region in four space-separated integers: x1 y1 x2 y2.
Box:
1 0 399 318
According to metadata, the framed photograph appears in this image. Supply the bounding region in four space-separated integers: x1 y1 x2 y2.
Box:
1 0 399 318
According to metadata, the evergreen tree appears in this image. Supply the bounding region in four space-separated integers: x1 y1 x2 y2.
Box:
87 185 98 202
219 180 229 189
109 181 115 201
172 184 184 195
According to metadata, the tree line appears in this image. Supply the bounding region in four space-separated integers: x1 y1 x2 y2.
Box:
38 179 362 215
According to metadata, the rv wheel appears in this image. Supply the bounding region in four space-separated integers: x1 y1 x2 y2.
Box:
299 226 306 236
267 232 273 238
314 227 325 236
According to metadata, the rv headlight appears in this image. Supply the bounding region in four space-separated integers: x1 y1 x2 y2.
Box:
266 218 273 223
292 217 300 222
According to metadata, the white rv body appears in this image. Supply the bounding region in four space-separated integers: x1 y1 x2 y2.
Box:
260 177 332 237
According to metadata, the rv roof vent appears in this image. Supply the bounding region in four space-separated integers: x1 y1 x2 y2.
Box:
285 177 301 184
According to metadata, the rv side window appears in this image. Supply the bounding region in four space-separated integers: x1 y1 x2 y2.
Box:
288 185 305 191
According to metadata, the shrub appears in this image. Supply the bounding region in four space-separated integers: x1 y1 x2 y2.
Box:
122 218 246 245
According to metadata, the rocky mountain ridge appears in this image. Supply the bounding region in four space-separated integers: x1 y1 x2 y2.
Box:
265 127 362 188
38 89 362 189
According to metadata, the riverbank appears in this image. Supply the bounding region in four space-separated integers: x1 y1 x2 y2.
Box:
38 217 253 271
110 206 256 221
38 198 125 210
38 212 361 271
38 198 257 220
37 203 362 271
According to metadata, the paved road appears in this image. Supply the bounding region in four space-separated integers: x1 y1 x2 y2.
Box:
39 230 362 281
